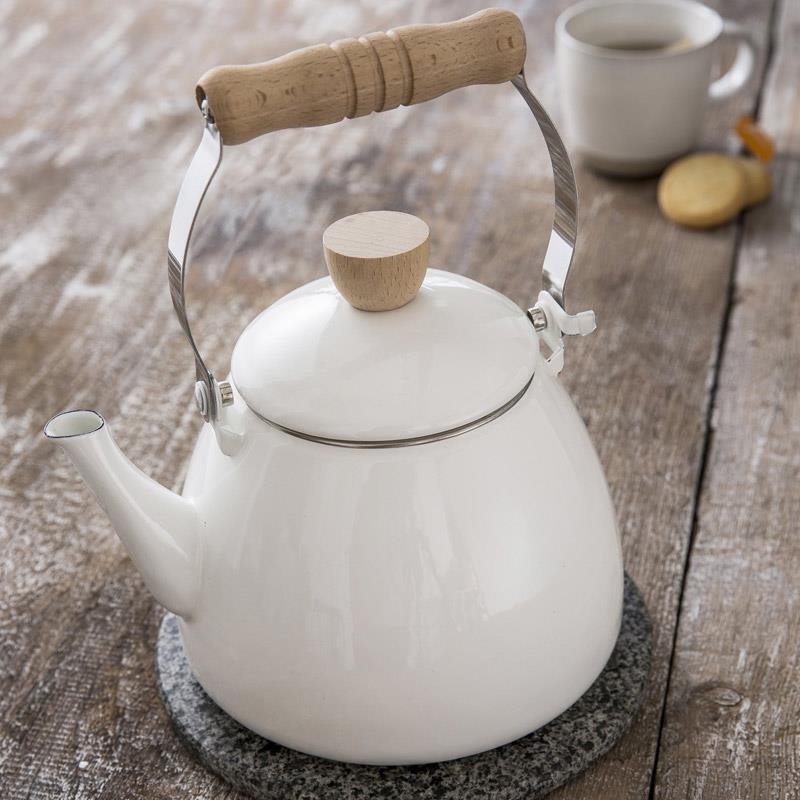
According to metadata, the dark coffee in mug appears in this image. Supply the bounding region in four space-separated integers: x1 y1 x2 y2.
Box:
595 36 695 53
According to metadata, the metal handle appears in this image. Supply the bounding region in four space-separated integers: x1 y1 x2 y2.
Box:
167 99 223 422
167 72 581 422
510 72 576 310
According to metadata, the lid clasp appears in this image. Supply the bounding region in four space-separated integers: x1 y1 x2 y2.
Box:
529 291 596 375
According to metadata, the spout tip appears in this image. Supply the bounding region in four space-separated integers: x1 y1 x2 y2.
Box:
44 409 105 440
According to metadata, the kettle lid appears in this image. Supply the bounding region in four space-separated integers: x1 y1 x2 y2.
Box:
230 211 539 444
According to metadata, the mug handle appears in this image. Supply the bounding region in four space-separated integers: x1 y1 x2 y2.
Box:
708 20 756 103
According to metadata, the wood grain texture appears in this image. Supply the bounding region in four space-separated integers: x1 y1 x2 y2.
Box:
654 0 800 796
323 210 429 310
197 8 526 144
0 0 789 798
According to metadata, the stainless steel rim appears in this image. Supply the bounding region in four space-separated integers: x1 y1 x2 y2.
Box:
250 374 534 449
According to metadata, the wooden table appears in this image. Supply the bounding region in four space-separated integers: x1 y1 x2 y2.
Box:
1 1 797 797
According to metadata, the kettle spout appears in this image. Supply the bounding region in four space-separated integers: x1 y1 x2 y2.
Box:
44 410 199 619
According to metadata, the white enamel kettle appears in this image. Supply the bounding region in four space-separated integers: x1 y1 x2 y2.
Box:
45 8 623 765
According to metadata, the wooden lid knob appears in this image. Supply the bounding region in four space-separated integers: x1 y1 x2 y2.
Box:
323 211 430 311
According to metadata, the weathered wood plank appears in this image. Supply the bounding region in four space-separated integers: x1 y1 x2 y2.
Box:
546 3 777 798
0 0 778 797
653 0 800 796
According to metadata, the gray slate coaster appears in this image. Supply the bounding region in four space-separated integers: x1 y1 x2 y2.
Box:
156 573 651 800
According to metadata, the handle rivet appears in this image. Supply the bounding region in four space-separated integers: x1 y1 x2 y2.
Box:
219 381 234 407
529 306 548 331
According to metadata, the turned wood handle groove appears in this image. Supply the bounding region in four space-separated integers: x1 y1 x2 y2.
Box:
196 8 526 145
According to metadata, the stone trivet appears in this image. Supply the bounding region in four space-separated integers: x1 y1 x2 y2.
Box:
156 573 651 800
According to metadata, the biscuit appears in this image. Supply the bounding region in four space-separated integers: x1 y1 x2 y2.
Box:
737 157 772 205
658 153 747 229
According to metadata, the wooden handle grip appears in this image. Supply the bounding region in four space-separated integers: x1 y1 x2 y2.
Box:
196 8 526 145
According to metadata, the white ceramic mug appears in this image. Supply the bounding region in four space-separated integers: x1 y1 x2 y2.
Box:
556 0 756 176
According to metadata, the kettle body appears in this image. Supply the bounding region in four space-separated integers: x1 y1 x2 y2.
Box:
178 341 622 764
